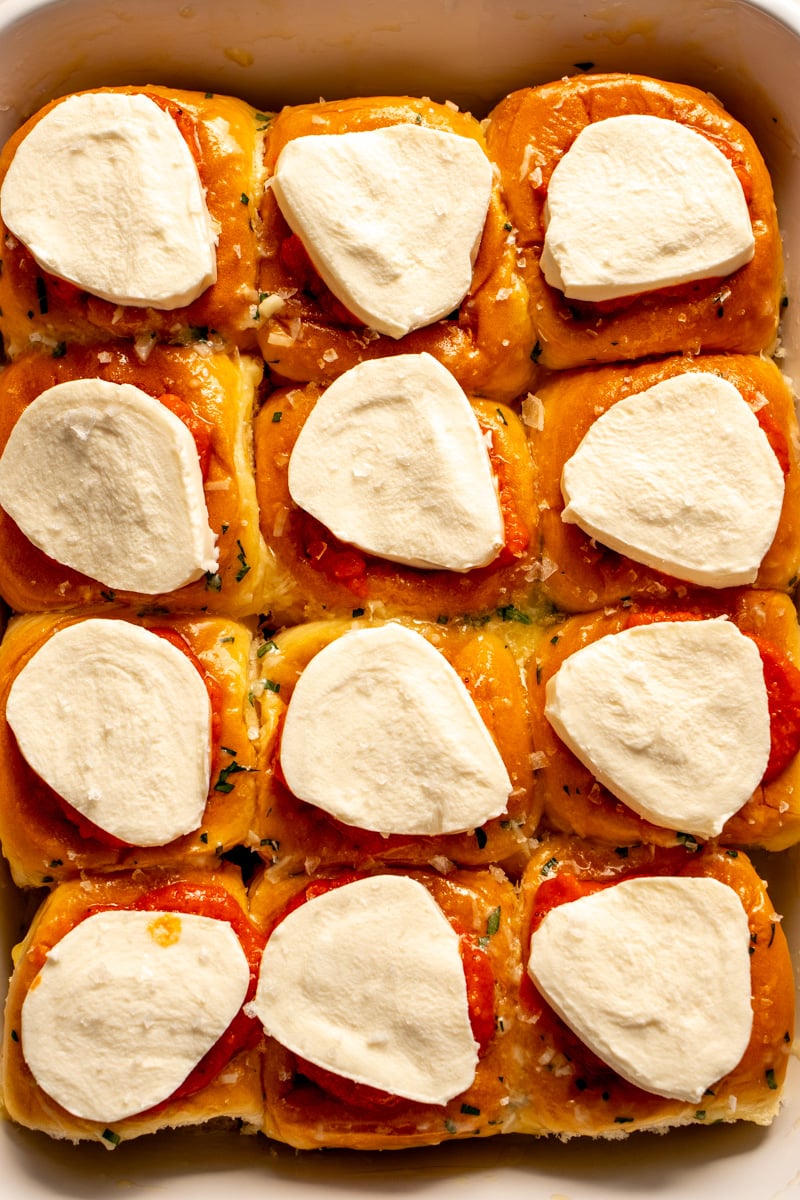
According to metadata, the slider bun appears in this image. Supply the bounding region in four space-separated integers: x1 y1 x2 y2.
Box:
255 615 538 875
0 86 269 356
0 343 266 617
0 611 258 887
257 95 539 403
253 382 537 626
530 353 800 612
510 836 795 1137
1 866 263 1145
485 73 783 369
248 864 520 1150
529 589 800 851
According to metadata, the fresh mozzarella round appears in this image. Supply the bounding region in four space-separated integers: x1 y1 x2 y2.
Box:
1 92 217 308
6 619 212 846
279 623 512 835
560 373 785 587
541 114 755 301
288 353 505 572
21 909 250 1122
246 875 479 1105
0 378 218 593
544 618 770 837
528 875 753 1102
272 124 492 337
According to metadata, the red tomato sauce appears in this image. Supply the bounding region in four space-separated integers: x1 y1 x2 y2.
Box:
144 92 205 170
43 882 266 1117
749 634 800 781
148 626 223 758
529 847 696 935
521 854 707 1091
156 392 214 479
752 405 790 476
299 513 369 599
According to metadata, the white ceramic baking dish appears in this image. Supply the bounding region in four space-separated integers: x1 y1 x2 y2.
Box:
0 0 799 1196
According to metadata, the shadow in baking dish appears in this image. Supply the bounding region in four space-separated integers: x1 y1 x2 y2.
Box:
3 1097 798 1200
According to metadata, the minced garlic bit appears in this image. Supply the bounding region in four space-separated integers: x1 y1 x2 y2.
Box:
521 393 544 430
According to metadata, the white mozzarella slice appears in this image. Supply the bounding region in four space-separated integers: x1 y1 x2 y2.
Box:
0 378 218 593
544 618 770 837
560 373 785 587
540 114 755 301
21 909 250 1123
0 92 217 309
279 623 512 835
271 124 492 338
528 875 753 1102
246 875 478 1104
288 353 505 572
6 618 211 846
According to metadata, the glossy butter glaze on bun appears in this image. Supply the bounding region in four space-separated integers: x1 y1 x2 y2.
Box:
528 353 800 612
253 373 537 626
0 611 258 887
254 615 537 875
249 864 520 1150
528 590 800 851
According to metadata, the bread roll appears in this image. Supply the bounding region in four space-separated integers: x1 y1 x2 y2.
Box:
1 865 265 1144
0 611 258 887
485 73 784 368
253 380 537 625
257 95 538 403
529 590 800 850
249 864 520 1149
255 615 537 875
0 343 265 616
0 86 269 356
509 836 794 1136
529 353 800 612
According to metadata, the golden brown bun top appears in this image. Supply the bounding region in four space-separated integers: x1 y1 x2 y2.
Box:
0 343 266 616
486 72 773 244
264 94 488 162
